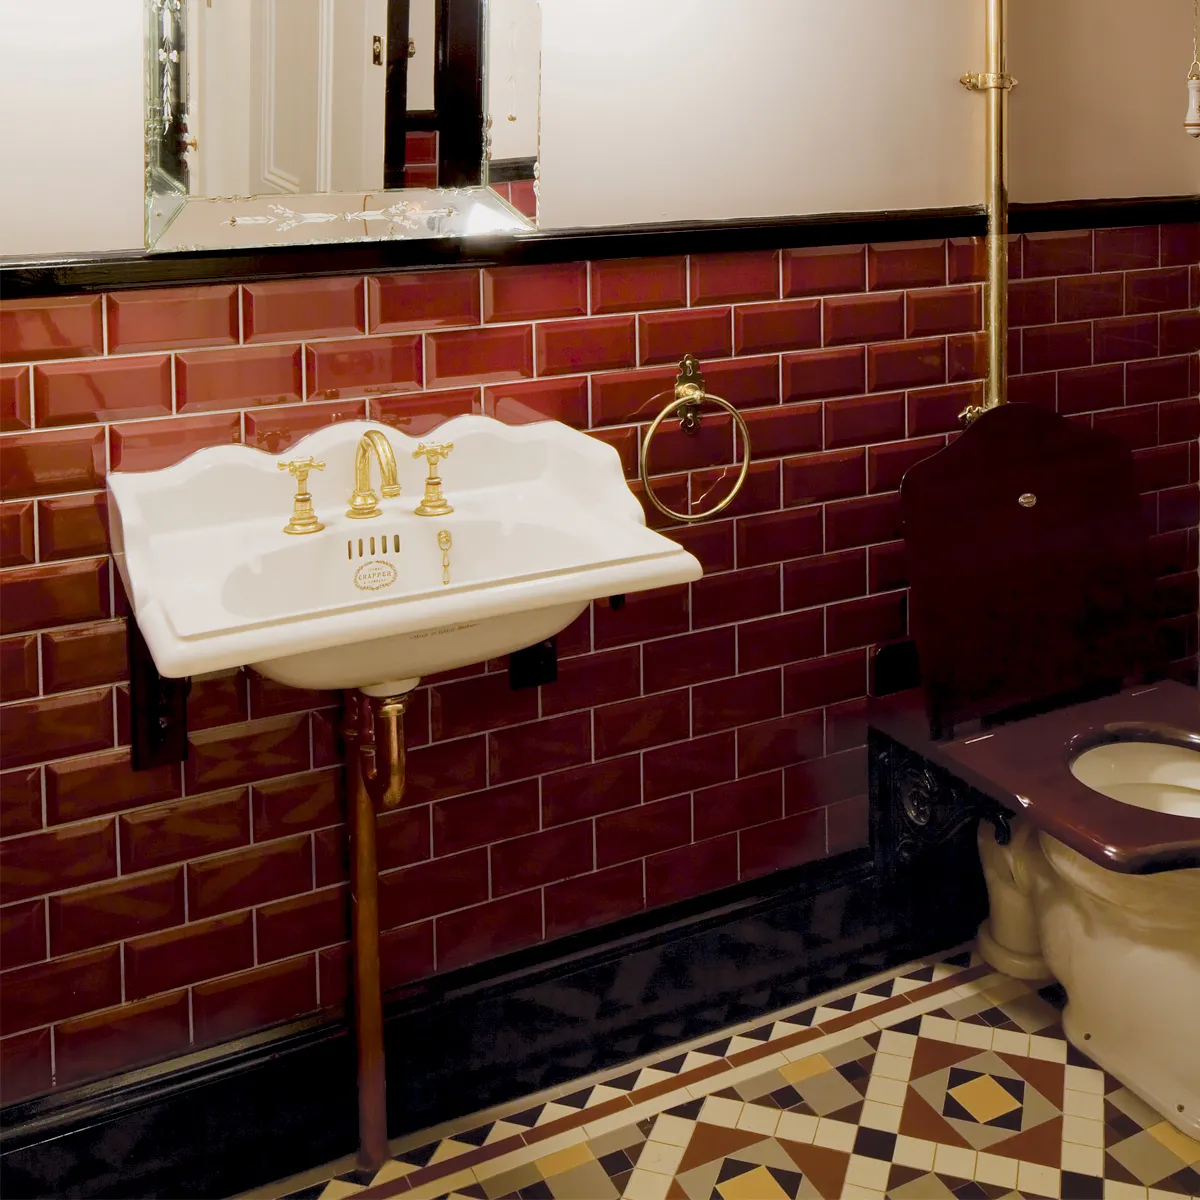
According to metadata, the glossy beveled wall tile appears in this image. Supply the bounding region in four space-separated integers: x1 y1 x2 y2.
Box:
1 767 45 837
54 990 191 1087
33 355 172 427
109 411 241 472
590 256 687 314
482 262 587 323
0 426 106 499
690 250 780 306
243 278 365 343
0 364 31 431
368 269 480 332
0 225 1194 1103
536 315 636 376
0 634 38 702
0 296 103 363
426 324 533 387
36 491 108 561
41 620 127 692
48 866 185 955
783 244 866 297
305 334 421 399
107 286 239 354
176 344 303 412
0 501 33 566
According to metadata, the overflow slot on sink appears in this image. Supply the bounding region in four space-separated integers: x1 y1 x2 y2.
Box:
348 534 401 560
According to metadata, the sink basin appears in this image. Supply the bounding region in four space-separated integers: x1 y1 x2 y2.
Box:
1071 740 1200 819
108 416 702 692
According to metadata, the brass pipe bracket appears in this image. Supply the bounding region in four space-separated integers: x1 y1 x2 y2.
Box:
959 72 1017 91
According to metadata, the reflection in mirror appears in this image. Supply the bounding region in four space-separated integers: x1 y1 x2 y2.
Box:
145 0 539 251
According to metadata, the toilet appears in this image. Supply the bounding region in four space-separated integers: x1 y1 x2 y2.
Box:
867 402 1200 1138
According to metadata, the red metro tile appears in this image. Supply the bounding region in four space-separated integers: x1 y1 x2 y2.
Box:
638 308 731 367
54 990 191 1086
0 297 103 364
595 795 691 867
783 649 867 714
45 749 179 826
185 715 311 793
49 866 185 955
0 686 114 770
243 277 365 342
1057 273 1124 322
192 955 318 1046
786 747 867 812
124 911 254 1001
1057 364 1123 415
783 245 866 297
491 822 594 894
1094 225 1159 271
826 590 907 651
369 388 478 436
2 1030 51 1105
1 364 32 431
174 345 303 412
738 809 826 879
737 608 824 673
736 505 822 568
642 730 736 801
36 491 109 561
734 300 820 356
368 270 480 332
692 772 783 842
1008 279 1057 328
1160 310 1200 357
590 257 687 314
0 557 110 635
906 382 982 437
692 669 781 735
109 411 241 472
242 400 365 454
783 448 865 507
0 817 117 905
487 712 591 784
0 635 38 702
867 338 945 391
1127 356 1191 406
107 286 239 353
690 251 779 306
1159 221 1200 267
544 862 644 940
256 886 347 963
186 835 313 920
34 355 172 427
0 500 35 567
119 788 250 874
0 767 43 837
742 404 822 460
484 376 588 427
41 620 127 693
783 346 864 403
868 240 945 289
1022 230 1094 277
906 286 982 337
867 436 944 492
432 779 539 856
1093 315 1158 364
823 293 904 347
825 492 902 550
594 690 689 758
541 755 642 827
379 849 489 929
0 898 46 970
735 710 824 776
426 325 532 387
482 263 588 323
645 834 739 909
825 392 904 449
0 946 122 1036
305 334 421 400
436 891 543 972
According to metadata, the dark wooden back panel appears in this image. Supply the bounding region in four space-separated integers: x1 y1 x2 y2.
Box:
899 404 1160 736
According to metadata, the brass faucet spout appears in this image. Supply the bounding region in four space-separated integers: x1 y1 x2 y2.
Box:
347 430 400 520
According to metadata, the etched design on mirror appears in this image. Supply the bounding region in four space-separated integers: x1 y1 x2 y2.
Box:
225 200 456 234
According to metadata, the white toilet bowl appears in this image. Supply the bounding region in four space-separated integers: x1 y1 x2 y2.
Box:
977 736 1200 1138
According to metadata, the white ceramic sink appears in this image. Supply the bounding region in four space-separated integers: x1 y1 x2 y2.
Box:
1070 740 1200 819
108 416 702 693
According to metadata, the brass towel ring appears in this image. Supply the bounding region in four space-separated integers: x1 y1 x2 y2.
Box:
639 356 752 523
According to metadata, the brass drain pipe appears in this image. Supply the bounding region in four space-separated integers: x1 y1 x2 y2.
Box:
960 0 1015 424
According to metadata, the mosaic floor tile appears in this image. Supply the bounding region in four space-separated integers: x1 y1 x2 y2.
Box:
249 951 1200 1200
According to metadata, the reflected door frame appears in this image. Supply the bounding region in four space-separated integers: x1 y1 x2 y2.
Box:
386 0 484 189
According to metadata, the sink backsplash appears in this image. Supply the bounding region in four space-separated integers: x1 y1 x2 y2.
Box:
1 225 1197 1103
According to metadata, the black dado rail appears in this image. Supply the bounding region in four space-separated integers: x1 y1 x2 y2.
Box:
2 195 1195 299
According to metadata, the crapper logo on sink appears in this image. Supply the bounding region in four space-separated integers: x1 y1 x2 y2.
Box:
353 560 398 591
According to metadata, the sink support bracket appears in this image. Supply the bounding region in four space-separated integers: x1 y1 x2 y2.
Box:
127 616 190 771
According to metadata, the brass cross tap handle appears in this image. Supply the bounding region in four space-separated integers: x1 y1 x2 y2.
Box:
412 442 454 516
278 456 326 534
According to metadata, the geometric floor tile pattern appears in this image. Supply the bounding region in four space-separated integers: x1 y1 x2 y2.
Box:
244 952 1200 1200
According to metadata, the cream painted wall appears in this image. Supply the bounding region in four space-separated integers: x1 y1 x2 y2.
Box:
0 0 144 256
537 0 986 229
1009 0 1200 202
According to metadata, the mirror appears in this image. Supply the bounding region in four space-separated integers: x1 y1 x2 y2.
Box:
144 0 539 251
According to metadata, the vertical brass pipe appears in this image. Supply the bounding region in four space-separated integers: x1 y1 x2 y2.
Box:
985 0 1009 411
346 695 388 1173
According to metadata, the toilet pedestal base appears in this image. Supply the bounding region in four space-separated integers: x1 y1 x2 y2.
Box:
977 818 1200 1140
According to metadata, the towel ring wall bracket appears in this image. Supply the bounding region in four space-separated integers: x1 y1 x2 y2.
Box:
639 355 752 524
